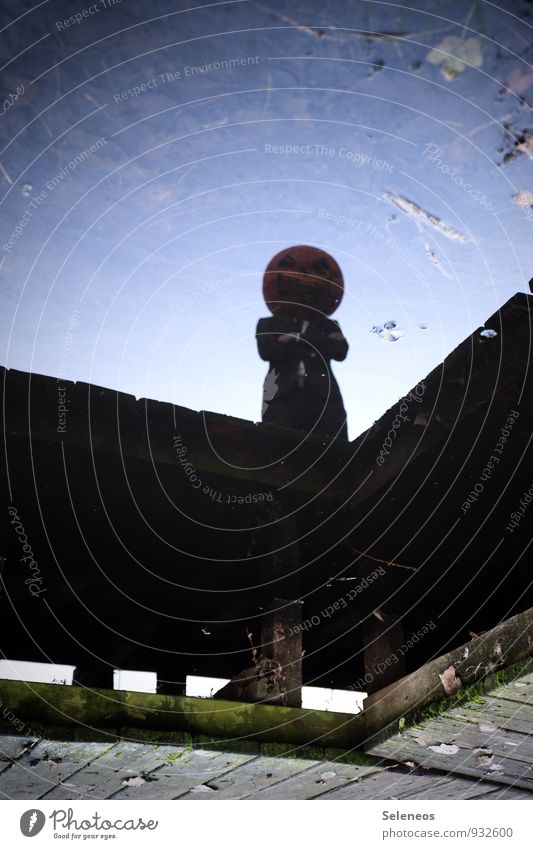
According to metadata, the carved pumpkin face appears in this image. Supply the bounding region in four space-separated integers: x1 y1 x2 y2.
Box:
263 245 344 317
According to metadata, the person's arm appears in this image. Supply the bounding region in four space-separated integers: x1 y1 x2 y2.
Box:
255 318 300 362
301 320 349 361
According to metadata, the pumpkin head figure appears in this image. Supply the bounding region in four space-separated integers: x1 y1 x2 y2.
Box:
263 245 344 319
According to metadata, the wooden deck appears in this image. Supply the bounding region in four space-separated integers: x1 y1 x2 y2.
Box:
1 671 532 800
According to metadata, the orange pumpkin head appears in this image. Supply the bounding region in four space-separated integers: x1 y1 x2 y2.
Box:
263 245 344 318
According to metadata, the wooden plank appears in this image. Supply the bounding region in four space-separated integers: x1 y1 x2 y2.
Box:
245 762 382 800
0 739 114 800
42 741 187 800
175 754 318 800
447 700 533 736
112 748 258 800
0 735 38 764
315 770 489 800
401 716 533 763
368 733 533 790
475 785 533 800
489 684 533 706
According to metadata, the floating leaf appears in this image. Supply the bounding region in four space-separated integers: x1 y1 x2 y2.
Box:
426 36 483 80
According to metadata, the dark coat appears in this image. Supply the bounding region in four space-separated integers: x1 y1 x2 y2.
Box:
256 315 349 439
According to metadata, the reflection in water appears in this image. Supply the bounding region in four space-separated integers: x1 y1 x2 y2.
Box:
256 246 349 440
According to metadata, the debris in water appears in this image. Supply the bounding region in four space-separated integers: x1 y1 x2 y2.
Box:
480 328 498 338
426 36 483 80
418 323 428 330
382 192 468 242
424 244 450 277
502 129 533 165
371 322 405 342
513 190 533 207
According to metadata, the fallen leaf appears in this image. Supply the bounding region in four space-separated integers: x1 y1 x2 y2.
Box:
439 665 462 695
428 743 459 755
473 747 494 768
320 771 337 780
479 721 499 733
121 776 145 787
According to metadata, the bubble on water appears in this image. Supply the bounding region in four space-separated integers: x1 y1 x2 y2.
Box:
480 328 498 338
419 323 428 330
21 184 32 197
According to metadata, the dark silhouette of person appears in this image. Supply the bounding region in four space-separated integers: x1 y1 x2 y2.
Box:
256 246 349 440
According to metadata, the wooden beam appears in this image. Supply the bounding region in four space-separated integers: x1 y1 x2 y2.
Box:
1 606 531 750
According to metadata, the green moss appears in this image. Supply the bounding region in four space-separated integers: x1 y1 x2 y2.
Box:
192 734 259 755
394 658 533 735
165 746 193 762
40 724 115 743
118 727 192 747
325 748 378 766
260 742 324 760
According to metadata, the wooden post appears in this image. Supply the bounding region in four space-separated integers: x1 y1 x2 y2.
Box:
260 598 303 707
214 509 303 706
363 612 406 694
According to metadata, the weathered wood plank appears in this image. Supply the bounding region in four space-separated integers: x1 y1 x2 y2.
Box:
0 735 39 764
448 700 533 736
489 684 533 706
42 741 186 800
112 748 258 800
400 716 533 763
0 739 114 799
176 754 318 800
245 762 382 800
368 733 533 790
317 770 483 800
475 785 533 800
